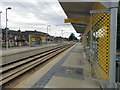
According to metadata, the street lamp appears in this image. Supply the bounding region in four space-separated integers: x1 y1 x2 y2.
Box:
47 25 50 34
46 25 50 44
0 11 2 28
0 11 2 49
55 25 64 37
6 7 11 50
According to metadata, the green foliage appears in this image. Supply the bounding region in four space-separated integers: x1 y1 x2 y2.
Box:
69 33 78 41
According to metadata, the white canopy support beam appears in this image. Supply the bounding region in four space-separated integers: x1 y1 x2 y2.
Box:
108 1 118 88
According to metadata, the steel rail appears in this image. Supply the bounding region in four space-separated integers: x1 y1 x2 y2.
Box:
0 43 75 86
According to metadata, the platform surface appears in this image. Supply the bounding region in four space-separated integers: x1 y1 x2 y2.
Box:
1 44 57 65
1 44 56 56
15 43 101 88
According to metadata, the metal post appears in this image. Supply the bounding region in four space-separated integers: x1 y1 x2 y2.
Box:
6 9 8 50
47 25 48 34
5 7 11 50
0 21 1 90
61 30 62 37
0 11 2 28
54 32 56 44
29 34 31 47
46 26 48 44
108 2 118 88
0 11 2 52
61 30 63 43
46 25 50 44
0 11 2 37
117 62 120 82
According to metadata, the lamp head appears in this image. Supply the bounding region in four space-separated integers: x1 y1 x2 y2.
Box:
7 7 11 9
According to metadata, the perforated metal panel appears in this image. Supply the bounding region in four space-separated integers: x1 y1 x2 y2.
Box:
90 12 110 80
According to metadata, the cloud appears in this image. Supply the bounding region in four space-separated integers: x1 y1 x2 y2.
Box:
0 1 80 38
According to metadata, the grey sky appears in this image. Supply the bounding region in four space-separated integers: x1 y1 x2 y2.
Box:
0 0 80 38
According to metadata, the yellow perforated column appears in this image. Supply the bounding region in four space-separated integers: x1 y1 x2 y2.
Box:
91 12 110 80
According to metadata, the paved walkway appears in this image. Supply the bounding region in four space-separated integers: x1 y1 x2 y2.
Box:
44 43 100 88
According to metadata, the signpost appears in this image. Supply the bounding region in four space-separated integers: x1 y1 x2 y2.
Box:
64 17 89 23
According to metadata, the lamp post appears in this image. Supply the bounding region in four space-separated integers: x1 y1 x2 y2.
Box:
46 25 50 44
0 11 2 50
55 25 64 43
61 30 63 43
6 7 11 50
0 11 2 28
55 25 63 37
47 25 50 34
61 30 63 37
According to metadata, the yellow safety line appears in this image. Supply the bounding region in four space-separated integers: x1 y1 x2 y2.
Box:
15 45 75 88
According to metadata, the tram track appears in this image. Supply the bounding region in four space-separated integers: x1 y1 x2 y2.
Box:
0 43 75 86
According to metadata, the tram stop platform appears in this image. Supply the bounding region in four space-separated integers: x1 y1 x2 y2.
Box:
1 44 57 65
15 43 101 88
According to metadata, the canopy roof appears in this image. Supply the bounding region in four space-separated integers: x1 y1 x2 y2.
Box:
59 1 110 34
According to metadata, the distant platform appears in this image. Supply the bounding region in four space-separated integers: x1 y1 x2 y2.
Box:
1 44 57 65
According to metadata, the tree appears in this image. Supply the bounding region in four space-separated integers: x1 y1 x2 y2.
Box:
69 33 78 41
